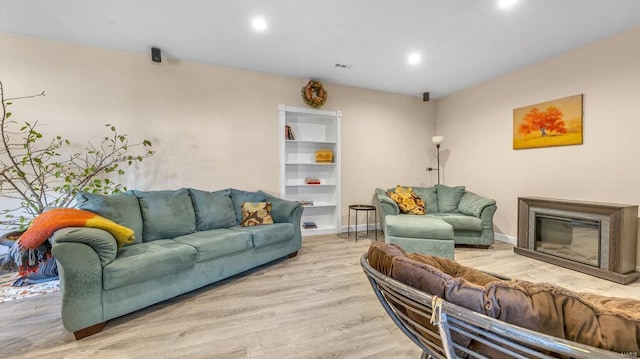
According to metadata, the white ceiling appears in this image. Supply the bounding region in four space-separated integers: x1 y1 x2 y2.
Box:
2 0 640 98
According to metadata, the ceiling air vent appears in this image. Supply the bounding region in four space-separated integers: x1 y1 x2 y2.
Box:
334 63 353 69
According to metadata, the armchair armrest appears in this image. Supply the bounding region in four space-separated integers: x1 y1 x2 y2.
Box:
50 227 118 267
375 188 400 215
458 192 496 218
479 204 497 230
258 191 303 223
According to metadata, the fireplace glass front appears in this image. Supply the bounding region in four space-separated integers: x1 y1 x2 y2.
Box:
534 214 600 267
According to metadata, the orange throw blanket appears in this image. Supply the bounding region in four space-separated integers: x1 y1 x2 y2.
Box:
1 208 135 274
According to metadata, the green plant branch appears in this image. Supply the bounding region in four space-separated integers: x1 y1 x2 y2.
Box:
1 83 48 217
4 91 46 103
0 80 155 229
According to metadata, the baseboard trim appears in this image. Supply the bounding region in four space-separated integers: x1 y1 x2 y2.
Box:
494 233 516 245
341 223 380 234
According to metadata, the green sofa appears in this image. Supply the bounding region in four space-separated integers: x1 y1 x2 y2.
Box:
375 184 497 258
50 188 302 339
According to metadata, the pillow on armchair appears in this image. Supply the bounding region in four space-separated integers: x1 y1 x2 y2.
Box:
435 184 466 213
412 186 439 213
387 185 427 215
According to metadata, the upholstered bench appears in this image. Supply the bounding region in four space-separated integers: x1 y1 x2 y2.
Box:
384 215 454 259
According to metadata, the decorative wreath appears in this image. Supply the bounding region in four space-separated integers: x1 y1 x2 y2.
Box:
301 80 327 108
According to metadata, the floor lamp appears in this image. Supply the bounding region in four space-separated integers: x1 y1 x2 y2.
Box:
426 136 444 184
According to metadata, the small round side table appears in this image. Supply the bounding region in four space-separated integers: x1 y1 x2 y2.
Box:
348 205 377 242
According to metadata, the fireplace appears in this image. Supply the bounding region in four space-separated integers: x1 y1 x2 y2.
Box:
534 213 601 267
516 197 639 284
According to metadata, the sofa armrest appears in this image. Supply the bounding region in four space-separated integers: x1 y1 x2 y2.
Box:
258 191 303 223
458 192 496 218
375 188 400 215
50 230 107 333
50 227 118 267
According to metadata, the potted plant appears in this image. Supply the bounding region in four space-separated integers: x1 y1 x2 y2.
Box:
0 80 154 285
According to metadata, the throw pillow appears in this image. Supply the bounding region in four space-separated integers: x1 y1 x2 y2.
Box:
230 188 267 223
387 185 427 215
76 191 144 245
187 188 238 230
240 202 274 227
435 184 466 213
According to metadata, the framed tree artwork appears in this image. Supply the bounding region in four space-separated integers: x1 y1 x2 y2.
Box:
513 94 583 149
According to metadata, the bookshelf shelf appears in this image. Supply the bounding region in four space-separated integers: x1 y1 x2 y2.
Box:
279 105 341 236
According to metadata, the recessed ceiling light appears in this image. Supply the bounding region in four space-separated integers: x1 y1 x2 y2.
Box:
498 0 518 8
407 53 422 65
251 17 267 31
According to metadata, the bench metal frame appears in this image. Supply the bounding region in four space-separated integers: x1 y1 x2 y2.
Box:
360 253 621 359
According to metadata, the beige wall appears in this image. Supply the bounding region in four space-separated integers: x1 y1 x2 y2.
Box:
0 33 436 229
435 26 640 259
2 26 638 260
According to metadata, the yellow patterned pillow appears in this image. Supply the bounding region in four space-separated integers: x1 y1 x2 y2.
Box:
387 185 427 215
240 202 274 226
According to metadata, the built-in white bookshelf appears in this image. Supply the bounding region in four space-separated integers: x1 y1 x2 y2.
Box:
279 104 341 236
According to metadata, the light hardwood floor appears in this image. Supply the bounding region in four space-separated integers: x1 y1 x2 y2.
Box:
2 233 640 359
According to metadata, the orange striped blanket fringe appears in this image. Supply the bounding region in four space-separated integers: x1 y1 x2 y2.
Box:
0 208 134 275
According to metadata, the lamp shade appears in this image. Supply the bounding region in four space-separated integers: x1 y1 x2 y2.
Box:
431 136 444 145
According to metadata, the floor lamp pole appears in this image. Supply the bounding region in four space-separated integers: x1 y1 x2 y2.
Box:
436 143 441 184
427 135 444 184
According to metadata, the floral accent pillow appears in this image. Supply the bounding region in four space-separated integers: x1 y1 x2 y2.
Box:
387 185 427 215
240 202 274 226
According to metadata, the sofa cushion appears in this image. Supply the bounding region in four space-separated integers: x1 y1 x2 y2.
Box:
484 280 640 353
76 191 143 245
103 239 197 290
240 202 274 227
174 229 253 262
405 251 501 286
230 188 267 224
412 186 439 213
367 242 406 276
435 184 466 213
427 213 483 232
391 255 491 314
230 222 294 248
387 185 426 215
258 190 301 223
133 189 196 241
369 242 640 354
458 192 496 217
187 188 238 230
367 243 500 353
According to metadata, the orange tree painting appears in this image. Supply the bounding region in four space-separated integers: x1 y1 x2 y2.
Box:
513 94 583 149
